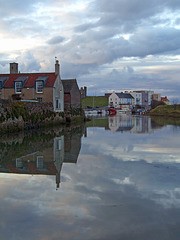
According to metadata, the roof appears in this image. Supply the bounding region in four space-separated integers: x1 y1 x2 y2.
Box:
0 73 57 88
161 97 169 101
61 79 77 93
116 93 134 99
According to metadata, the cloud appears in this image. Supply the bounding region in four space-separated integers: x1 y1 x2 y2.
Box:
47 36 66 45
16 51 41 73
0 0 180 100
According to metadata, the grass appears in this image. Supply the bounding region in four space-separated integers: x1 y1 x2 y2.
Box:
148 105 180 117
81 96 108 108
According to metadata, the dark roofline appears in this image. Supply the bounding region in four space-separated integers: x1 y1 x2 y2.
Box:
115 93 134 99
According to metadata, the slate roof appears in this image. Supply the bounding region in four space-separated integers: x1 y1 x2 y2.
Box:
0 73 57 88
116 93 134 99
61 79 77 93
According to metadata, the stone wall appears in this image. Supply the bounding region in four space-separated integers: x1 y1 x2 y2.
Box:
0 100 85 133
0 100 64 133
0 99 54 115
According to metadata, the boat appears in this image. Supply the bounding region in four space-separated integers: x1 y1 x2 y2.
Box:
109 108 117 116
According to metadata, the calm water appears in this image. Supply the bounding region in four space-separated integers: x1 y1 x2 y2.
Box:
1 115 180 240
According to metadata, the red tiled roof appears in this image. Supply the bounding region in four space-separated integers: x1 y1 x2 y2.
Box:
161 97 168 101
1 73 57 88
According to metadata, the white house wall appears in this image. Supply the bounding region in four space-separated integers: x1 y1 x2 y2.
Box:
109 92 119 108
53 75 64 112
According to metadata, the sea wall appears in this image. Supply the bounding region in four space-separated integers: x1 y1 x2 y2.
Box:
0 100 84 133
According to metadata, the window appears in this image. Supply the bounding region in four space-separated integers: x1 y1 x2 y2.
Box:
37 98 42 102
15 81 22 93
16 158 23 169
36 81 44 93
56 98 61 109
36 156 44 169
0 81 2 89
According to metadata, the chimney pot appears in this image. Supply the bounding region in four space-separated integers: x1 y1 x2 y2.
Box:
10 62 18 74
55 60 60 76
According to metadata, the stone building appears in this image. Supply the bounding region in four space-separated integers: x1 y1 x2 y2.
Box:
62 79 81 112
0 61 64 112
80 86 87 99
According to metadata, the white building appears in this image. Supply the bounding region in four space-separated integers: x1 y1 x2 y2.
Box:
127 92 142 106
109 92 134 109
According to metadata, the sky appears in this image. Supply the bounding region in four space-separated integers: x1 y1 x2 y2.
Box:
0 0 180 102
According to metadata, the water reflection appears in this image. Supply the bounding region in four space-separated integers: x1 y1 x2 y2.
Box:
0 125 83 189
108 114 153 133
1 116 180 240
86 114 163 133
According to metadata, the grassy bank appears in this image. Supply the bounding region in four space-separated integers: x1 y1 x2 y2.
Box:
81 96 108 108
148 105 180 118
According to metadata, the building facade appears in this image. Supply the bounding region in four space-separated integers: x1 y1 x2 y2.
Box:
109 92 134 109
80 86 87 99
62 79 81 112
127 91 142 106
0 61 64 112
152 93 161 101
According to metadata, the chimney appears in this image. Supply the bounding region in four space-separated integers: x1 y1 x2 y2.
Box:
10 62 18 74
55 60 60 76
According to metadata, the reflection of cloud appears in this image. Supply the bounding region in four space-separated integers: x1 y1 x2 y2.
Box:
152 188 180 209
85 123 180 164
112 177 133 185
1 121 180 239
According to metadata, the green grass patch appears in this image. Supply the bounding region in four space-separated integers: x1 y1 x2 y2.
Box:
82 96 108 108
149 105 180 117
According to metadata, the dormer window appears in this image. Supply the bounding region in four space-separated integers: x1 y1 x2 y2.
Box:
15 81 22 93
36 81 44 93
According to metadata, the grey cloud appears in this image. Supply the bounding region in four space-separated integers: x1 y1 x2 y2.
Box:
88 0 180 35
122 66 134 73
175 18 180 25
0 0 180 100
61 61 98 79
74 23 96 33
95 0 180 20
16 51 41 73
129 27 180 57
47 36 66 45
0 0 37 16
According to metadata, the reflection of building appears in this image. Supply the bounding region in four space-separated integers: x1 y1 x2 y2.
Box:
108 115 153 133
108 114 132 133
0 127 82 189
131 116 153 133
